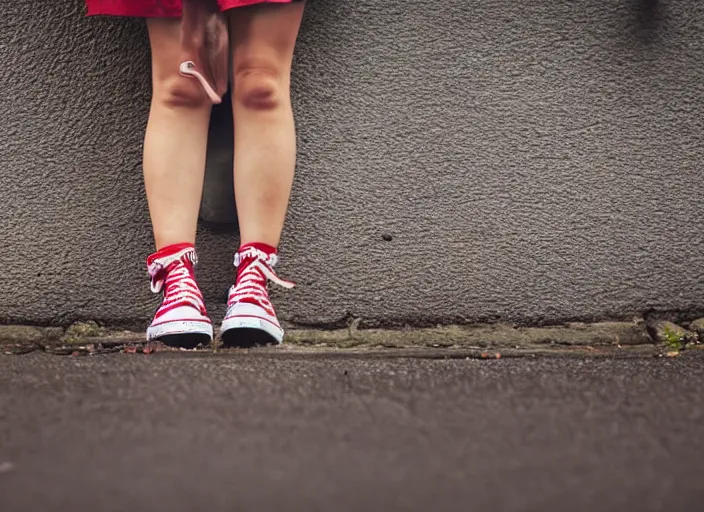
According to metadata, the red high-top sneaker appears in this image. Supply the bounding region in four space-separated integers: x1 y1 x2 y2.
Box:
220 244 295 347
146 243 213 347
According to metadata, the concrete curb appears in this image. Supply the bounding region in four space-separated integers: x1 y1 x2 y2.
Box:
286 321 655 349
2 318 703 355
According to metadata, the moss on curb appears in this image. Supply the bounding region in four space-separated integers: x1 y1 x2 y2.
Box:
61 321 104 344
646 321 697 351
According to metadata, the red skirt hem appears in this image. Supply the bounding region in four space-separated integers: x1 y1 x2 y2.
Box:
86 0 299 18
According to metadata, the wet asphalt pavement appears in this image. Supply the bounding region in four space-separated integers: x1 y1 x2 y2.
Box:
1 350 703 511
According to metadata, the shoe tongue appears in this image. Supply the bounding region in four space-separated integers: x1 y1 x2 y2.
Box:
235 246 275 275
232 247 296 291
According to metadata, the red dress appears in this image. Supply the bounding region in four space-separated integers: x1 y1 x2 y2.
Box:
86 0 299 17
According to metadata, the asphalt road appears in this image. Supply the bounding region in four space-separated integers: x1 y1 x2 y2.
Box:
1 350 703 511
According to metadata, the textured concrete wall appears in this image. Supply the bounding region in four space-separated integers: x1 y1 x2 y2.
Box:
1 0 703 329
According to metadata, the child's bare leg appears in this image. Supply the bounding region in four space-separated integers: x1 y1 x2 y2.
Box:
229 3 305 247
143 19 213 347
220 3 305 347
143 18 212 249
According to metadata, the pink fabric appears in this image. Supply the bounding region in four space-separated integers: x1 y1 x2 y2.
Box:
86 1 298 103
86 0 298 17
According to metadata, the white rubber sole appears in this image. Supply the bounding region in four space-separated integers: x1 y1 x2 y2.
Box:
146 320 214 342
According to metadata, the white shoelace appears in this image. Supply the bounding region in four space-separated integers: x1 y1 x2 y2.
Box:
160 264 205 312
148 248 205 313
228 248 294 312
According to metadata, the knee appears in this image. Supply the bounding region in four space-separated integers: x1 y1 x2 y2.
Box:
152 74 212 110
233 64 289 111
